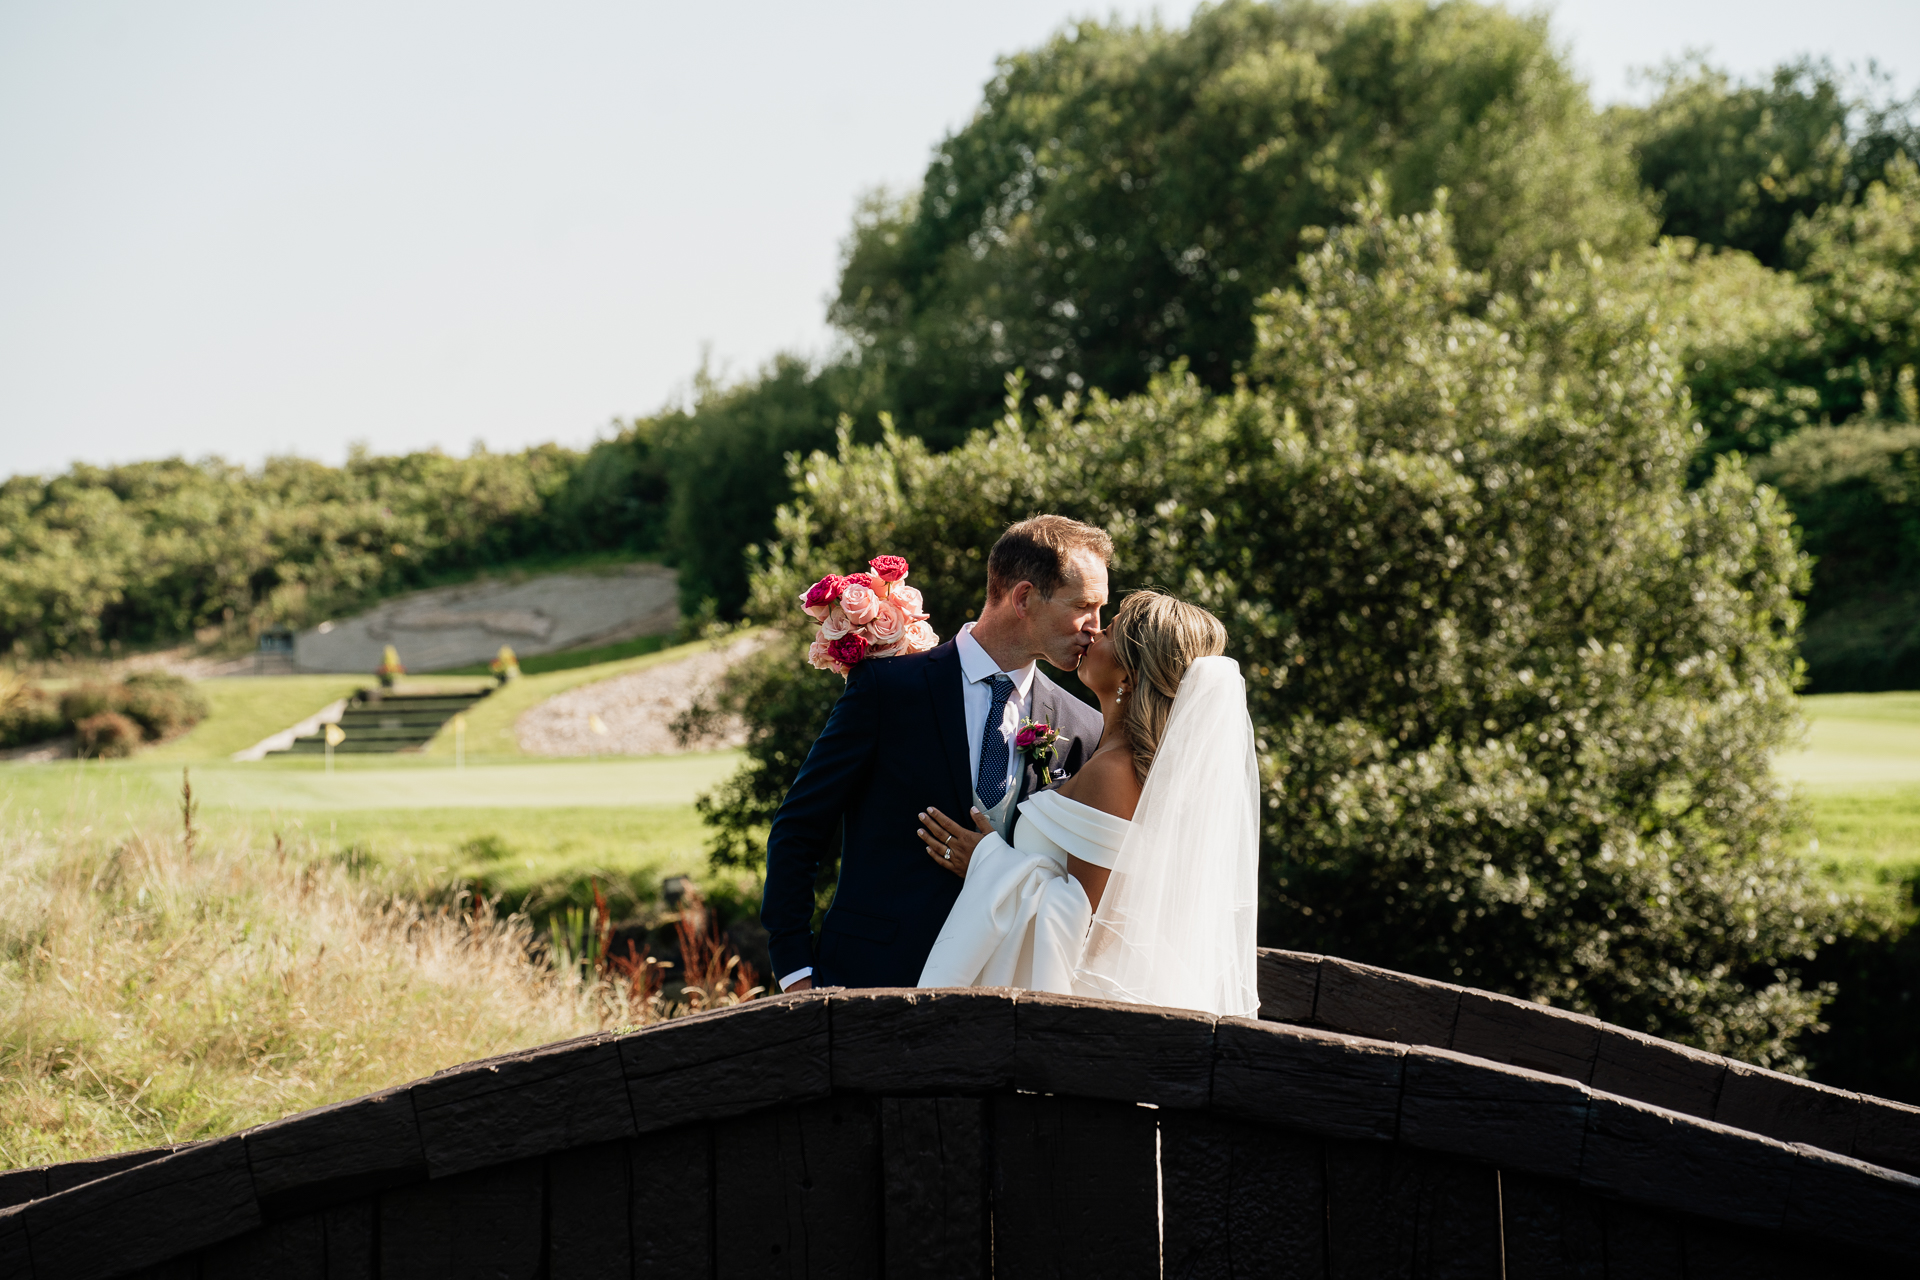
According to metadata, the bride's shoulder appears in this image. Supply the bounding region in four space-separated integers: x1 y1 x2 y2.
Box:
1055 749 1141 822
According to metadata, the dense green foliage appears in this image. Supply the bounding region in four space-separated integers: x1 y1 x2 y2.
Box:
0 441 663 660
702 200 1837 1067
834 0 1654 443
1615 58 1918 269
650 357 878 616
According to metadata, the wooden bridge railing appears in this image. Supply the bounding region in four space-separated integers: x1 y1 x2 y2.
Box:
0 985 1916 1278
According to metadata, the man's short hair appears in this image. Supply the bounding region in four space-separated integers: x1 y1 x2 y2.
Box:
986 515 1114 602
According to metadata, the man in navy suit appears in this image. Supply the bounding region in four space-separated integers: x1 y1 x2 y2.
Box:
763 515 1112 990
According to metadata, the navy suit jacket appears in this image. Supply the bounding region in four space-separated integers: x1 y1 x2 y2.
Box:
761 639 1104 988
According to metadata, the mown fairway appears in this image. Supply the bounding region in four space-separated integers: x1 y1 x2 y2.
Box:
1778 693 1920 902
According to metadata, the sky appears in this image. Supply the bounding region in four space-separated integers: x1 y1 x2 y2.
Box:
2 1 1915 478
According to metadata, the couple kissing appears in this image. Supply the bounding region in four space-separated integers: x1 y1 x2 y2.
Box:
763 514 1259 1017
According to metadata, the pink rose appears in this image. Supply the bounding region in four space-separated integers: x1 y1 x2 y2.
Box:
1014 724 1040 750
839 582 881 625
890 584 925 618
843 571 879 590
807 637 846 675
817 604 853 640
864 599 907 651
903 620 938 653
800 574 847 620
868 555 909 584
827 633 869 669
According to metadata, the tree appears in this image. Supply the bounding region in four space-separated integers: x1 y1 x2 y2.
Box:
832 0 1654 445
710 197 1837 1068
1614 58 1919 269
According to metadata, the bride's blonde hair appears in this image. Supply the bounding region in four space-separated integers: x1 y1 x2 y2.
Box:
1105 590 1227 784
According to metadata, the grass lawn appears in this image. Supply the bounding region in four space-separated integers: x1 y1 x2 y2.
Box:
1779 693 1920 902
140 674 371 762
0 748 744 920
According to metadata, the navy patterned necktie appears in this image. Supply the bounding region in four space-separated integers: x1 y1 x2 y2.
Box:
976 674 1016 808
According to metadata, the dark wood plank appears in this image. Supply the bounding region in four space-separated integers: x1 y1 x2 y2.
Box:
1679 1219 1861 1280
22 1136 259 1280
630 1124 713 1279
1159 1110 1327 1280
199 1212 325 1279
412 1035 632 1177
1853 1095 1920 1177
1597 1202 1685 1279
1410 1154 1503 1280
622 993 830 1133
1710 1062 1859 1154
1256 949 1322 1023
712 1098 882 1278
1449 992 1600 1083
376 1158 545 1279
1396 1048 1588 1181
322 1200 375 1280
547 1140 632 1279
1014 995 1215 1107
0 1207 31 1280
1497 1173 1604 1280
990 1094 1158 1280
881 1097 987 1280
1323 1142 1418 1279
1578 1095 1795 1231
831 989 1015 1093
1779 1142 1920 1260
1211 1018 1405 1143
1588 1029 1724 1121
1312 958 1460 1047
245 1086 426 1212
43 1144 186 1194
0 1167 46 1213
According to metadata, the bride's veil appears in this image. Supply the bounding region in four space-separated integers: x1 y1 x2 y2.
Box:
1072 655 1261 1018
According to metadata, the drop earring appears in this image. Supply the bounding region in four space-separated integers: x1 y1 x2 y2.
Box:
1115 682 1127 704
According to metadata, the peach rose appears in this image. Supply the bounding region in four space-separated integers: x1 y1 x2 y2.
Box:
817 603 853 640
839 581 881 625
806 638 846 675
864 599 908 651
903 620 939 653
890 584 925 618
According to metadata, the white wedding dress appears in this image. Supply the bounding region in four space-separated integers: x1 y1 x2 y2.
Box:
917 655 1261 1018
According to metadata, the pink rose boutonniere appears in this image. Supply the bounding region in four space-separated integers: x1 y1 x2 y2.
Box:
1014 718 1061 777
798 553 940 679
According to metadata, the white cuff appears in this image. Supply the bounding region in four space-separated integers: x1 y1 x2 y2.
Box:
778 966 814 991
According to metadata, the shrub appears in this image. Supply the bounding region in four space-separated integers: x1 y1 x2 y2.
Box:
713 196 1840 1069
119 672 210 741
73 711 141 759
0 682 64 749
58 682 121 726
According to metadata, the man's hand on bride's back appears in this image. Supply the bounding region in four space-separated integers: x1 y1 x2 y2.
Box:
918 805 993 878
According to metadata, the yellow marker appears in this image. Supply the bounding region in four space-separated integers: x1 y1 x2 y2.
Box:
323 722 345 774
588 713 608 736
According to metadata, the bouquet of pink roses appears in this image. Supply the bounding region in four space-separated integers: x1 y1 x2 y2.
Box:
798 554 940 678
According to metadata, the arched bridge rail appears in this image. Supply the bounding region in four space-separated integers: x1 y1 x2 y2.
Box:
0 960 1914 1277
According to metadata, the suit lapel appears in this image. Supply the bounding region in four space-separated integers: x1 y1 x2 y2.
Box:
1018 681 1059 802
923 642 975 810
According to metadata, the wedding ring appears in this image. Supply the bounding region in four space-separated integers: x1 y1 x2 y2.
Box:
945 833 953 846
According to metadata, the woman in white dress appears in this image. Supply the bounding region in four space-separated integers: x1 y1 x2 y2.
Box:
915 590 1261 1018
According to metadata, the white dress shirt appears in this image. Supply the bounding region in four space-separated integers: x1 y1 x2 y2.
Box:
955 621 1038 804
778 623 1036 991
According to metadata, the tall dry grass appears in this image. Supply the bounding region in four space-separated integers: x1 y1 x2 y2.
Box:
0 811 649 1169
